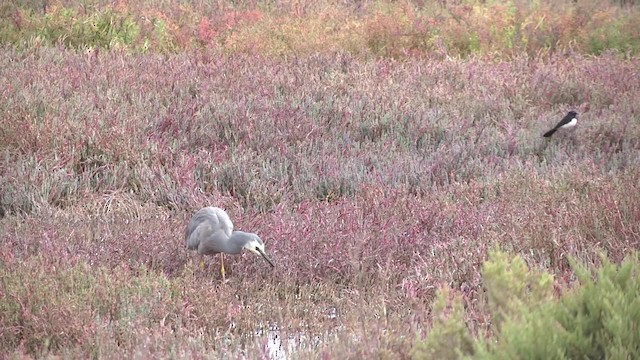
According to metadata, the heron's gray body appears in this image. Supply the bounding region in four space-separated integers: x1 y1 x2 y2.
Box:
185 206 274 270
186 207 234 254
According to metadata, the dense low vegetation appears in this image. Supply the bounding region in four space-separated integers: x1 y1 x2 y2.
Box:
1 0 640 57
1 0 639 358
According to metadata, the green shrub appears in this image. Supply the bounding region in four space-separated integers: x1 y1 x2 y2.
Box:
586 17 640 56
412 249 640 359
477 251 640 359
481 249 554 331
411 287 475 360
3 6 140 50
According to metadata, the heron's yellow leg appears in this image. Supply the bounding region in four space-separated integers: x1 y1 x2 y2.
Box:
199 256 205 271
220 253 226 282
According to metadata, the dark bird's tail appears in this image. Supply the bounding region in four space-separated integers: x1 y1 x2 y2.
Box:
543 128 557 137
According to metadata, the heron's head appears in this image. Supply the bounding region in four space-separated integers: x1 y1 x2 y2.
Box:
242 233 275 268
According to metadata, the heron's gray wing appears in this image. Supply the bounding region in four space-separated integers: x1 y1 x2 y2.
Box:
185 207 234 254
185 219 204 250
207 207 233 238
185 208 219 249
189 223 221 254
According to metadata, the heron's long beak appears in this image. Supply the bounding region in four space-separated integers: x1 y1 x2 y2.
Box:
257 248 275 268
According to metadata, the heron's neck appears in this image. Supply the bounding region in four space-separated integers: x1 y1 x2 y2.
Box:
226 231 253 253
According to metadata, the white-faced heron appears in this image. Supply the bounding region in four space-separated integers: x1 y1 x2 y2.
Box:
185 207 274 281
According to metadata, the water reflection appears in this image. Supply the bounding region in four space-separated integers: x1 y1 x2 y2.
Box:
255 307 339 359
255 326 323 359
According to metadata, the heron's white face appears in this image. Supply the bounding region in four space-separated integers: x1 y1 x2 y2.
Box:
243 238 275 267
244 239 266 255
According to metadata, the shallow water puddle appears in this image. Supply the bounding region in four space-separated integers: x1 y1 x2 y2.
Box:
252 308 339 359
254 327 324 359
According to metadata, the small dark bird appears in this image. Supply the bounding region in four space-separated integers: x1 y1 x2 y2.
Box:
543 111 578 138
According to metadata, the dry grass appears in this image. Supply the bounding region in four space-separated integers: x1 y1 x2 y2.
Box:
1 45 639 357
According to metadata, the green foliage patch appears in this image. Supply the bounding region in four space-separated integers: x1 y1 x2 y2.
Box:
412 249 640 359
1 0 639 57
